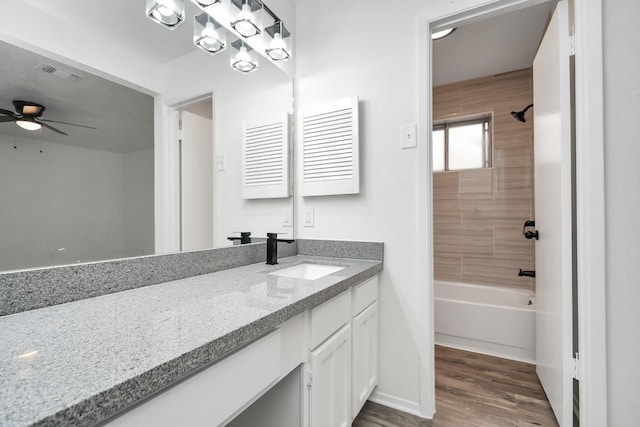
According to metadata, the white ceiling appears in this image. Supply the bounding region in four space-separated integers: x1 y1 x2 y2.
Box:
23 0 201 64
433 1 556 87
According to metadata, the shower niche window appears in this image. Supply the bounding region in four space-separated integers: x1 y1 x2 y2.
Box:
433 115 492 172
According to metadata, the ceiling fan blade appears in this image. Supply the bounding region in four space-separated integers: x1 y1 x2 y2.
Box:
40 121 68 136
0 116 17 123
39 118 96 130
0 108 17 117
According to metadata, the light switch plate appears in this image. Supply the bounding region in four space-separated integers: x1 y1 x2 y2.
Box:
217 155 226 171
401 123 417 149
283 208 292 227
303 207 314 227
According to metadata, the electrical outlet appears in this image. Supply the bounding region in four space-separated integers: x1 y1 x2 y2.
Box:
303 207 314 227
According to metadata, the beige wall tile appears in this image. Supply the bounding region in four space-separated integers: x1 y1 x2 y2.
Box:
494 227 535 261
459 168 493 194
432 69 535 291
434 255 462 282
433 172 459 200
434 199 462 224
462 256 533 289
434 225 495 257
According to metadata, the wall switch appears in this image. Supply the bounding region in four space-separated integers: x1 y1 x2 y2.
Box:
283 208 292 227
401 123 417 149
217 155 226 171
303 207 315 227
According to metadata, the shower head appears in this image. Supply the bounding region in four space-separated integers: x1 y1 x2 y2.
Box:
511 104 534 123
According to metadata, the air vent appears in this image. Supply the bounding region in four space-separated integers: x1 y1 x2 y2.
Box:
302 96 359 196
242 113 291 199
36 64 83 81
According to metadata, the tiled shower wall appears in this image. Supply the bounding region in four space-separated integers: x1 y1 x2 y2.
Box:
433 68 535 290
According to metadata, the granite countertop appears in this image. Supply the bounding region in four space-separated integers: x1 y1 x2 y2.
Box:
0 255 382 426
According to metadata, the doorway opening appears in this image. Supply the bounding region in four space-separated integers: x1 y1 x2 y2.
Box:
424 1 578 426
177 97 214 252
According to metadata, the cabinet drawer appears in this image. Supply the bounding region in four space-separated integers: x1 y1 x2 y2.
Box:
352 276 378 316
311 290 351 349
106 330 281 427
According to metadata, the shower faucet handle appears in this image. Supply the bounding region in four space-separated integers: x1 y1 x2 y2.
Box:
522 220 539 240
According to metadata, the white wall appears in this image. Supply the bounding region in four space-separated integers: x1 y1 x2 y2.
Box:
295 0 430 411
0 136 124 270
123 148 155 258
603 0 640 424
161 47 294 248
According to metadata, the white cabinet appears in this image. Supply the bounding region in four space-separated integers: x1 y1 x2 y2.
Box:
309 323 352 427
307 275 379 425
351 301 378 419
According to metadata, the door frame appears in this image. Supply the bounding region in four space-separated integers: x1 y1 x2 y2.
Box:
154 92 217 254
416 0 607 424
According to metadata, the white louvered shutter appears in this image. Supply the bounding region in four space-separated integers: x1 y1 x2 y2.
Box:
302 96 359 196
242 113 291 199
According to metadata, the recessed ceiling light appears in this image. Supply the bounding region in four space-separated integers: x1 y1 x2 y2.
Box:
432 28 456 40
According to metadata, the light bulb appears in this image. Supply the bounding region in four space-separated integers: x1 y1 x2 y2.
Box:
16 120 42 131
200 22 222 51
267 32 288 61
154 0 175 17
234 3 259 37
232 46 257 72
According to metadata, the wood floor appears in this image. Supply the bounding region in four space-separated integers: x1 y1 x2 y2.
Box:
353 346 558 427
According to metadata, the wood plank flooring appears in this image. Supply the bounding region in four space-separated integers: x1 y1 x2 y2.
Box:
353 346 558 427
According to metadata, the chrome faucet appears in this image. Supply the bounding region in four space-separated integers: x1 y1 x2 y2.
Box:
266 232 294 265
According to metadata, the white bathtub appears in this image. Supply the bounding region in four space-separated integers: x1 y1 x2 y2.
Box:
434 281 536 363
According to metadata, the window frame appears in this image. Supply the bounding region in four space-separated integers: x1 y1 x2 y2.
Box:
433 114 492 172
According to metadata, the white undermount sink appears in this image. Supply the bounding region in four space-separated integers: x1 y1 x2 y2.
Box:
269 263 345 280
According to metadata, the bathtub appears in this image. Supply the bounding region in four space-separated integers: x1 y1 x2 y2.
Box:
434 281 536 363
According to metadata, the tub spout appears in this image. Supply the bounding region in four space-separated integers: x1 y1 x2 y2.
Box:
518 269 536 278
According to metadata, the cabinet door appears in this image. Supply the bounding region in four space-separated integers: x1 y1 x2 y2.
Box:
309 324 352 427
351 301 378 419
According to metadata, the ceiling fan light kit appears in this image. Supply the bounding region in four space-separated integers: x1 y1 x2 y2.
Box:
16 120 42 131
147 0 292 73
0 100 95 136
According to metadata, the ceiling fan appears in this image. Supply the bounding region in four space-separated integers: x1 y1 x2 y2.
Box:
0 100 95 136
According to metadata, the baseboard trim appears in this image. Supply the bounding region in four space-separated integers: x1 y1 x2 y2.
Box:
368 390 427 419
435 335 536 365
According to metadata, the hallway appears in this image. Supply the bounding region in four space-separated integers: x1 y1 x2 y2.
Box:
353 346 558 426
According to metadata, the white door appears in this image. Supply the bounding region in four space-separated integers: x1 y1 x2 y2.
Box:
309 324 351 427
180 110 214 251
533 2 573 426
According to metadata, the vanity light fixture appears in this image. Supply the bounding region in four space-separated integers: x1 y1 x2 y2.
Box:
16 119 42 131
146 0 185 29
149 0 292 74
194 13 226 54
230 39 258 73
432 28 456 40
264 21 291 61
230 0 263 38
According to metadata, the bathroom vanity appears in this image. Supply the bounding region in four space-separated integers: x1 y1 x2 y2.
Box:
0 241 382 426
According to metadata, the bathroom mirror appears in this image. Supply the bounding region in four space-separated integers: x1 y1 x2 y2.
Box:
0 1 294 272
